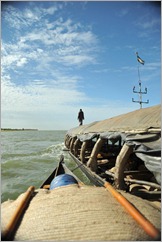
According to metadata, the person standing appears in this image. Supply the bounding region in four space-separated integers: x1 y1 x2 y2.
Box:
78 109 84 126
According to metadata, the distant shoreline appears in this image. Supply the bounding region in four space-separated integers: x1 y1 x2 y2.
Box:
1 128 38 131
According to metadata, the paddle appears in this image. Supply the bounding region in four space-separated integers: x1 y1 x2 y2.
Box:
2 186 35 241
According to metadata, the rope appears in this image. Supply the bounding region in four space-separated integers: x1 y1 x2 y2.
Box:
72 163 84 172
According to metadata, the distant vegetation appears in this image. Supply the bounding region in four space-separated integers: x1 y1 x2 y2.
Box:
1 128 38 131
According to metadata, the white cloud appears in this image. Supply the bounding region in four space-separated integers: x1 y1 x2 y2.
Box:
117 8 129 17
2 3 62 30
59 55 95 66
24 9 39 20
1 68 87 122
2 2 159 130
137 18 160 30
2 4 98 73
145 62 161 69
1 70 136 130
1 73 87 129
16 57 28 67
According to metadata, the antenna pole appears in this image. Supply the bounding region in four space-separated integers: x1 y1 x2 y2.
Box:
132 52 149 109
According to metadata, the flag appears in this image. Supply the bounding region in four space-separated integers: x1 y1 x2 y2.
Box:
137 54 145 65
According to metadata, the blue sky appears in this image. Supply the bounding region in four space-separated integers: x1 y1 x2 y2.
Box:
1 1 161 130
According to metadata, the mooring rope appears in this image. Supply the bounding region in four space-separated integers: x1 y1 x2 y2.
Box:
72 163 84 172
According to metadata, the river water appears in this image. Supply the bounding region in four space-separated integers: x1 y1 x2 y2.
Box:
1 130 91 203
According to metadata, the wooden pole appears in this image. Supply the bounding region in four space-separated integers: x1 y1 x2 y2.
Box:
104 182 160 240
80 141 89 164
87 138 104 172
74 138 81 157
2 186 35 241
114 143 133 189
70 137 76 153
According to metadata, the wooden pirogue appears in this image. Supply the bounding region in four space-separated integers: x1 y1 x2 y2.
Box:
64 104 161 239
1 155 161 241
65 105 161 200
39 154 82 189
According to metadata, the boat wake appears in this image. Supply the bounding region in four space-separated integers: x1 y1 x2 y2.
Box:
41 143 65 158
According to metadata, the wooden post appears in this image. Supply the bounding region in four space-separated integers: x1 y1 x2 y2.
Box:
80 140 89 164
87 138 105 172
114 143 133 190
70 137 77 153
73 138 81 157
64 134 69 148
67 137 72 149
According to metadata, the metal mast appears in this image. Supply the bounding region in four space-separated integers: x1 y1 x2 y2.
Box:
132 52 149 109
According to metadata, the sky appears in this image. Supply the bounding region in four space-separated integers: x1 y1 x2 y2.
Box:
1 1 161 130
